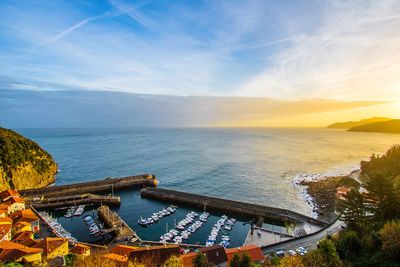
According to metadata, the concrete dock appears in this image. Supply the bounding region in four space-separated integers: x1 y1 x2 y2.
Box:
97 205 141 244
140 187 328 227
20 174 157 198
29 193 121 209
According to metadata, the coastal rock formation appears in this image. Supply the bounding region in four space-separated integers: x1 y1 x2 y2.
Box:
0 127 57 190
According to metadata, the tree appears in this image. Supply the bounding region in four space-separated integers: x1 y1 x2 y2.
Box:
239 252 252 267
334 230 362 259
339 189 368 232
317 239 342 267
379 220 400 260
194 252 209 267
366 174 400 224
278 256 304 267
230 254 241 267
164 256 183 267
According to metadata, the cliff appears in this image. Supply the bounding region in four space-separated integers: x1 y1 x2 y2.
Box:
349 119 400 134
0 127 57 190
327 117 392 129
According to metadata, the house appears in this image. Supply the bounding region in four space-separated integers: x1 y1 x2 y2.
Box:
335 186 351 200
182 245 228 267
0 218 12 241
3 196 25 214
70 243 91 257
104 244 180 266
103 253 129 263
33 237 69 260
225 245 265 264
0 190 20 202
0 240 43 264
10 209 40 233
12 231 35 244
0 208 8 218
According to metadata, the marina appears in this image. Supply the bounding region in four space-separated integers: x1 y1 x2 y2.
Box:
36 210 77 243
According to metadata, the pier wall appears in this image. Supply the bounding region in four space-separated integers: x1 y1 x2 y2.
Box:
20 174 157 198
140 188 328 227
30 194 121 209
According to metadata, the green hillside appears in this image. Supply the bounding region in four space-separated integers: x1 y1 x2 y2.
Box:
0 127 58 190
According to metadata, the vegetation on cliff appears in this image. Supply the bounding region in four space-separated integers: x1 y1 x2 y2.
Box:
336 146 400 266
0 127 57 190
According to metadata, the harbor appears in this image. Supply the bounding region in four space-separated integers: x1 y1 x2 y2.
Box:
25 174 330 250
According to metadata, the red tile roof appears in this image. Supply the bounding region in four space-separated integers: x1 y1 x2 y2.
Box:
33 237 68 257
70 243 91 255
0 240 42 262
225 245 265 263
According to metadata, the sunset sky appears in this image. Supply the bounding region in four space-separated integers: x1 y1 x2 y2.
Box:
0 0 399 127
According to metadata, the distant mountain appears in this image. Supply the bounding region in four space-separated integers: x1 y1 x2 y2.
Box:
349 119 400 134
327 117 392 129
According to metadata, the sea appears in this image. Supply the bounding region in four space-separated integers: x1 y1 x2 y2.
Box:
18 127 400 246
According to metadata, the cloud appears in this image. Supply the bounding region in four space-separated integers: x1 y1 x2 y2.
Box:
235 1 400 101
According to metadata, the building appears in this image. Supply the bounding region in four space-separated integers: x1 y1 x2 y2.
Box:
9 209 40 233
225 245 265 264
33 237 69 260
336 186 351 200
0 240 43 264
70 243 91 257
0 218 12 241
103 244 180 266
0 190 20 202
182 245 228 267
12 231 35 244
3 196 25 215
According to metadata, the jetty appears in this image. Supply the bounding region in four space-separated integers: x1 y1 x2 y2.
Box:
20 174 157 198
140 188 329 227
29 194 121 209
97 205 141 244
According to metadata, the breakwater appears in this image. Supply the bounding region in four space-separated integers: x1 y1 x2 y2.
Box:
140 188 328 227
29 193 121 209
20 174 157 198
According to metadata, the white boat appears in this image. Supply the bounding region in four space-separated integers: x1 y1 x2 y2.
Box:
73 205 85 216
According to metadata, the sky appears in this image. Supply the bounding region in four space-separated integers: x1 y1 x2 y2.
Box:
0 0 399 127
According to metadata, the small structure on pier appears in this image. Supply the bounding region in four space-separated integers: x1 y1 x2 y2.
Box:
97 205 141 244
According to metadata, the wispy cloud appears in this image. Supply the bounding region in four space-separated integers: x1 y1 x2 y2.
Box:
0 0 399 102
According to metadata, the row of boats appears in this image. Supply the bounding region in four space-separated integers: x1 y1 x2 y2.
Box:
160 211 209 244
38 211 77 243
83 215 102 236
64 205 85 218
206 215 236 247
137 205 177 226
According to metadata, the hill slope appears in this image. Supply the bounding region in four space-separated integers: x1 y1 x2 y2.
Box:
327 117 392 129
349 119 400 134
0 127 57 190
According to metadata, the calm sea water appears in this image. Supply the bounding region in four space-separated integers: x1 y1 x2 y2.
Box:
18 127 400 245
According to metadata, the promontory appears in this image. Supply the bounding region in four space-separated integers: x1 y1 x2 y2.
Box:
0 127 57 190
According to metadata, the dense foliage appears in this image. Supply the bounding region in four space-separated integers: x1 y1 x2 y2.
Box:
0 127 55 177
361 145 400 182
335 145 400 266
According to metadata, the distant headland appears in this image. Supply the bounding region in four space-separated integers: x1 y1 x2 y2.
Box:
327 117 400 134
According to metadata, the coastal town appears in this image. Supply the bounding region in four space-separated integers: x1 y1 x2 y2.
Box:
0 175 354 266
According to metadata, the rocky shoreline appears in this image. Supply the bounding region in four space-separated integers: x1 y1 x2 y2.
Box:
293 170 361 222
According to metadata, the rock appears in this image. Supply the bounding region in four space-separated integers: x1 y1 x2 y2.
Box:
0 127 57 190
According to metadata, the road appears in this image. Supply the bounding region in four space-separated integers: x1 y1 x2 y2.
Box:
262 219 344 254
